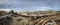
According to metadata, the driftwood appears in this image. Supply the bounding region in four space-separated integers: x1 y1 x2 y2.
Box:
0 14 57 25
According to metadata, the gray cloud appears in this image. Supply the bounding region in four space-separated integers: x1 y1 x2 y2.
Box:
0 4 8 8
0 0 60 11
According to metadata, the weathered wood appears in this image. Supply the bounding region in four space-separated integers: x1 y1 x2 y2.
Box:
42 16 57 25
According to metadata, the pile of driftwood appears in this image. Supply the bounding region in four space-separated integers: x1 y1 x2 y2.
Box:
0 14 57 25
12 14 57 25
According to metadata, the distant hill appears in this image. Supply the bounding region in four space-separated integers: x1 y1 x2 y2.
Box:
0 11 7 16
56 11 60 12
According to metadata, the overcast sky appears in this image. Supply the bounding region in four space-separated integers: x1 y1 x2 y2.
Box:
0 0 60 12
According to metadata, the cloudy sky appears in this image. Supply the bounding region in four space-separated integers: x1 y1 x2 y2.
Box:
0 0 60 12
